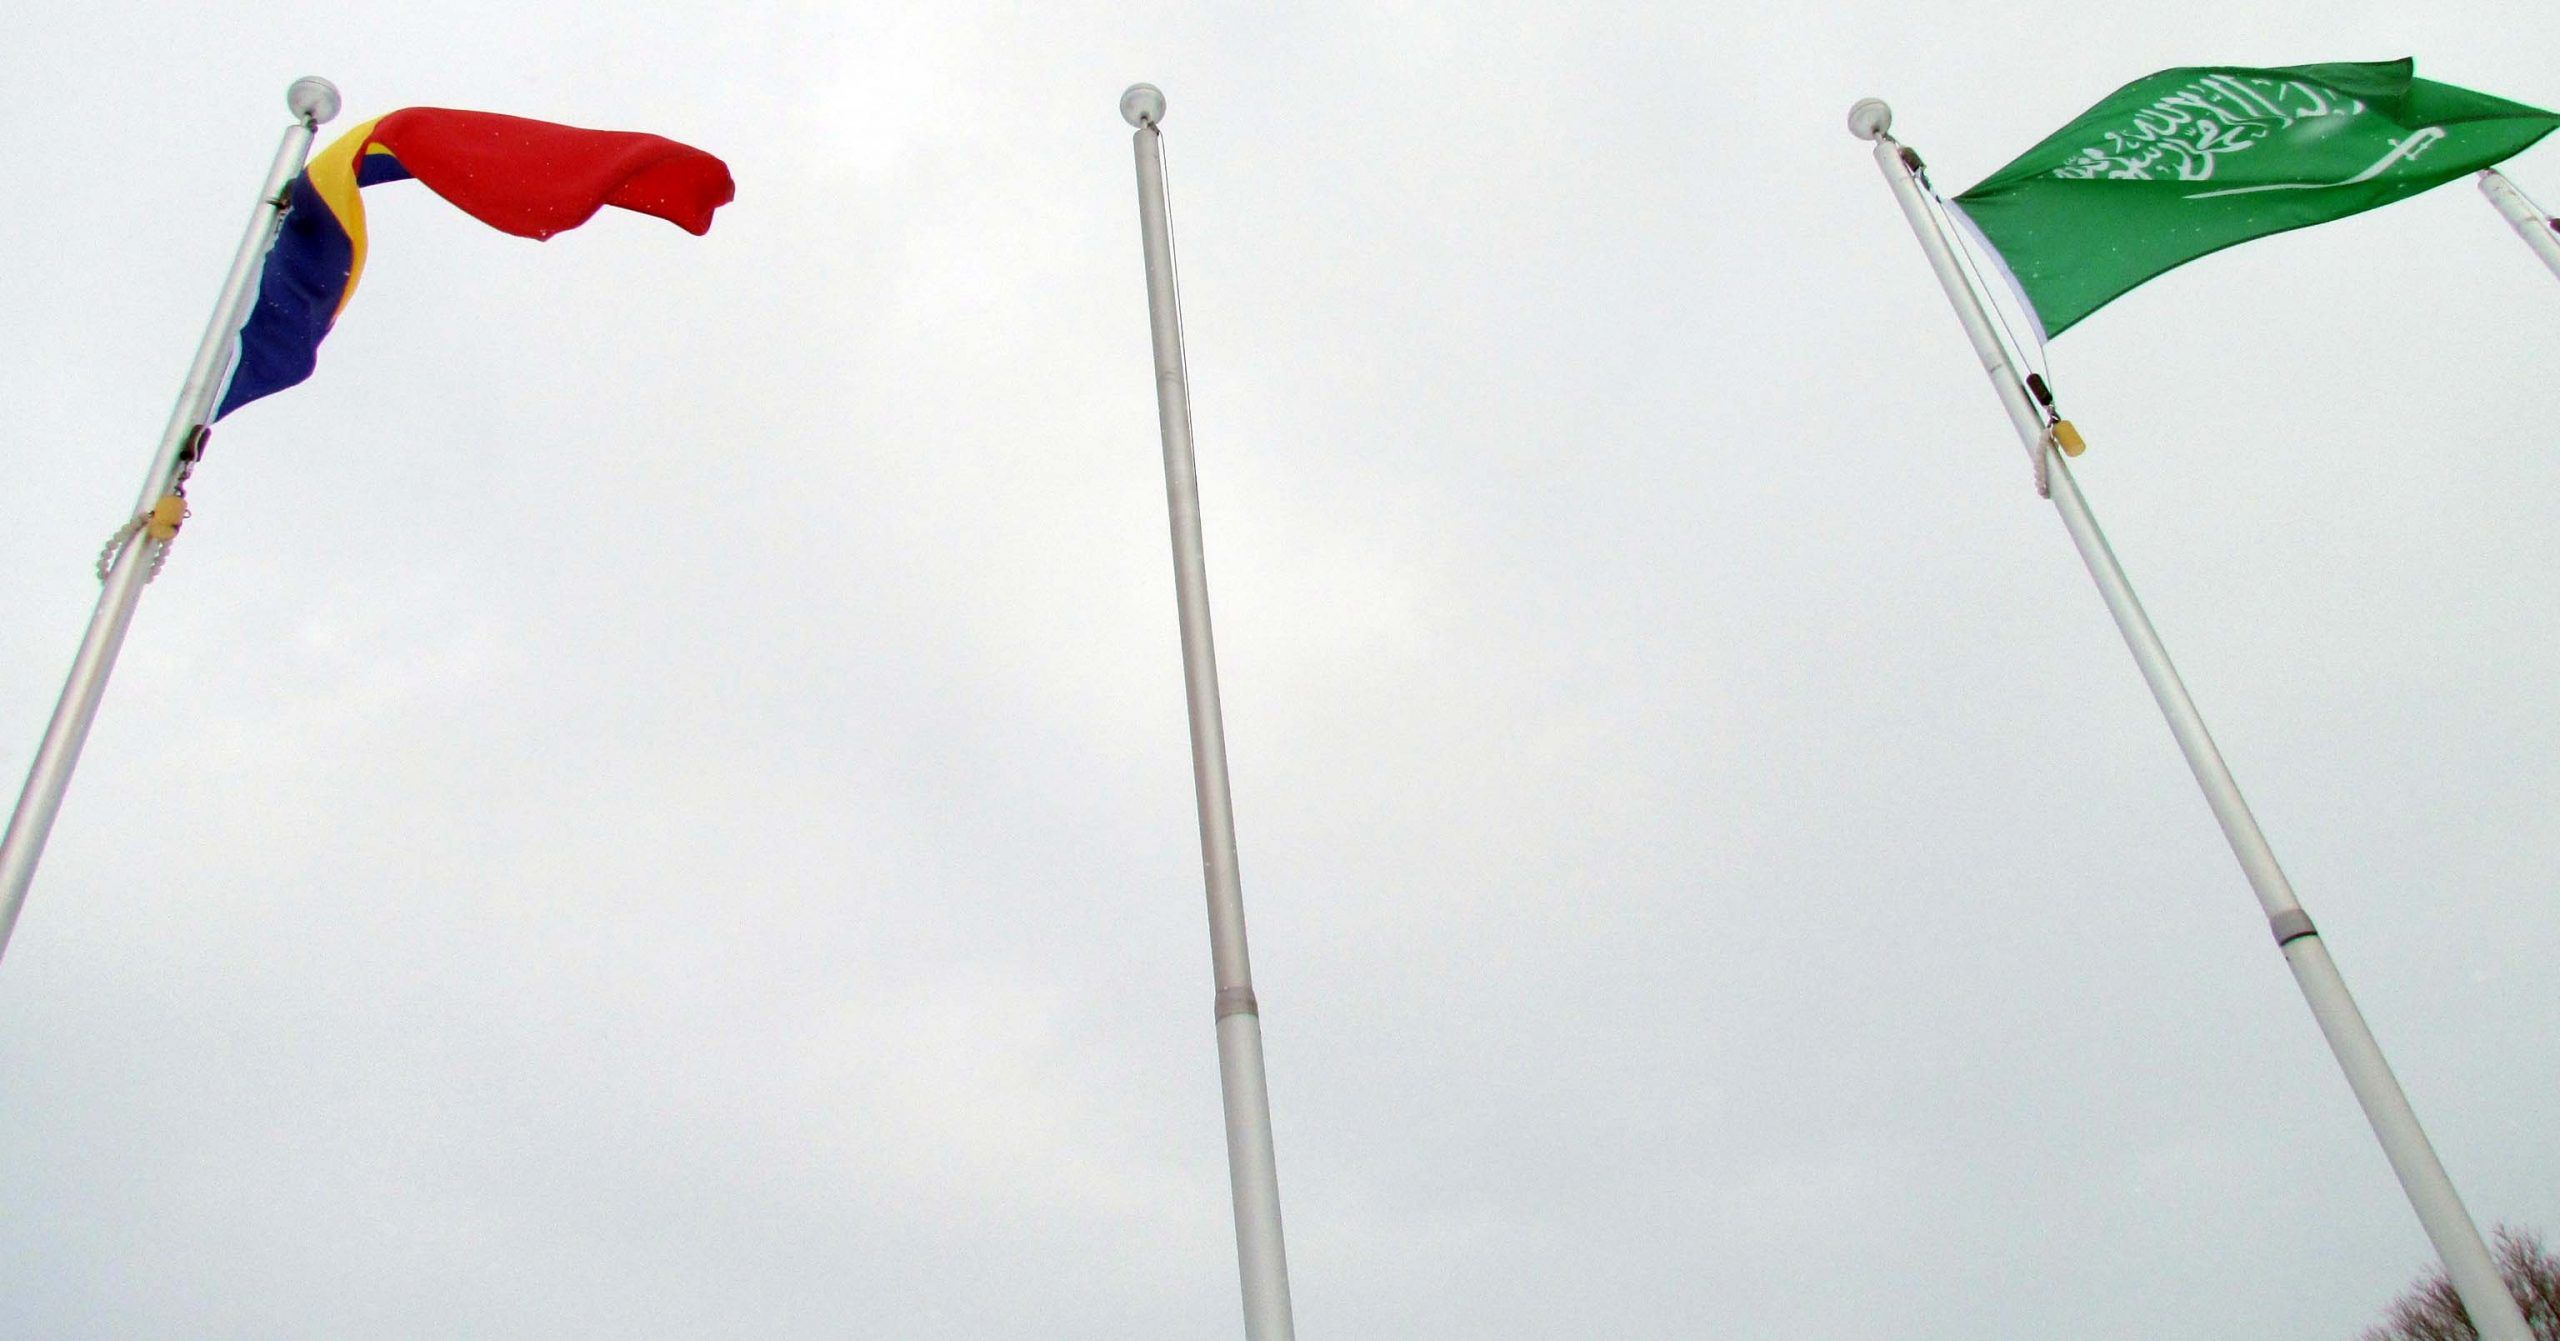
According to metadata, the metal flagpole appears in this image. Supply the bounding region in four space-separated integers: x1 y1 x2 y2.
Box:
0 78 341 966
1121 84 1298 1341
2477 168 2560 283
1851 98 2534 1341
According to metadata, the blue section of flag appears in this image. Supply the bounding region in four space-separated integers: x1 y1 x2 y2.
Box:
354 149 413 188
217 172 362 420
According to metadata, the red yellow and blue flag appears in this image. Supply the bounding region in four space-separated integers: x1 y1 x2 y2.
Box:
218 107 734 418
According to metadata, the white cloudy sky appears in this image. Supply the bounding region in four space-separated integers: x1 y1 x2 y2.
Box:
2 3 2556 1338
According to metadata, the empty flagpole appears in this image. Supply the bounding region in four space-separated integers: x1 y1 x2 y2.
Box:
1853 99 2534 1341
2477 168 2560 282
0 78 341 965
1122 84 1298 1341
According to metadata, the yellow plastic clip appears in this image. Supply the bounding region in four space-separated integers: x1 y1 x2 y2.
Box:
2050 420 2087 457
145 495 188 541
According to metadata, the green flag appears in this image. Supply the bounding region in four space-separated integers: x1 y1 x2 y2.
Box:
1953 59 2559 338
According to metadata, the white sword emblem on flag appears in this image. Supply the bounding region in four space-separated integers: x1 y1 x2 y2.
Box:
2185 126 2447 198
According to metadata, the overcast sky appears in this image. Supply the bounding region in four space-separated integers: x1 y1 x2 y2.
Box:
2 4 2557 1338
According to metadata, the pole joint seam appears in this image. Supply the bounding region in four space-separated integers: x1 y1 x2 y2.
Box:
1215 985 1259 1019
2270 909 2318 947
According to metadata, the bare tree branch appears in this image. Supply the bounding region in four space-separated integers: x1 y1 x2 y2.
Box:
2362 1229 2560 1341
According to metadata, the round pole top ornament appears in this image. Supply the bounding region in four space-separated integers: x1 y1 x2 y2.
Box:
288 76 342 125
1121 84 1166 128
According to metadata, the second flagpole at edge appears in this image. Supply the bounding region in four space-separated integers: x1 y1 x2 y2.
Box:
2477 167 2560 282
1124 83 1299 1341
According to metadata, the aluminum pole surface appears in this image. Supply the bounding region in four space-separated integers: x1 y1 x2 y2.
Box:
2478 168 2560 283
1122 83 1297 1341
0 78 340 965
1853 98 2533 1341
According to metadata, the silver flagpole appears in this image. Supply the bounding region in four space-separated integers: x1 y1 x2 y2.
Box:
2477 168 2560 282
0 77 341 965
1120 84 1297 1341
1852 99 2534 1341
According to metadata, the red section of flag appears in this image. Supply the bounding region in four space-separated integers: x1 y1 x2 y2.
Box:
367 107 734 239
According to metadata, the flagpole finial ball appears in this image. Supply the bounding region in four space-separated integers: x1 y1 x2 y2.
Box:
1121 84 1166 128
287 77 342 126
1847 98 1893 141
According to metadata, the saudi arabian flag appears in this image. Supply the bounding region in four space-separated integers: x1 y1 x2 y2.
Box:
1953 59 2560 338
